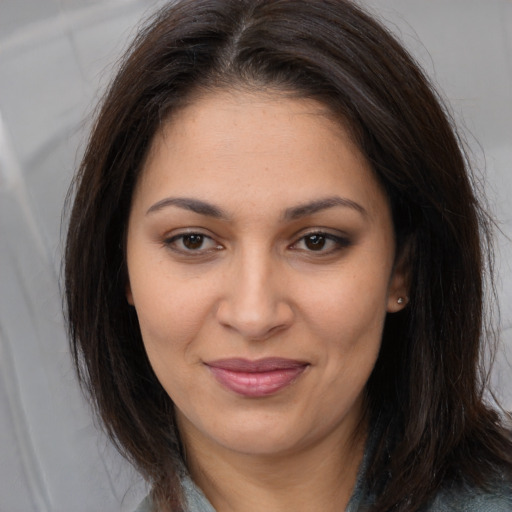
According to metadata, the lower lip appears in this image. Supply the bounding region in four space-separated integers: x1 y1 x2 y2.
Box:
207 366 307 397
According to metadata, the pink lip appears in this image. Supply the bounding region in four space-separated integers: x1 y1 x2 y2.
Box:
205 358 308 397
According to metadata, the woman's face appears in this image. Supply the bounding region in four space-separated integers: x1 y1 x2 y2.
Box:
126 90 407 459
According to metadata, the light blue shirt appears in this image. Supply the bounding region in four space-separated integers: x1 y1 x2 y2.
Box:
134 467 512 511
134 424 512 512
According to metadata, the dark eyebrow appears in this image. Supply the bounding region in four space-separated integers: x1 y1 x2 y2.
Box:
283 196 367 220
146 195 366 220
146 197 229 219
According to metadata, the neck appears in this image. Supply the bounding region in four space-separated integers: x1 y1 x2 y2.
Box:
181 417 368 512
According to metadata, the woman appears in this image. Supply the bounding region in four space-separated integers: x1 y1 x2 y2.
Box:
64 1 512 511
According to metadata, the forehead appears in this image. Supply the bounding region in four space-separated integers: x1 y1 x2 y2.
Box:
134 89 388 220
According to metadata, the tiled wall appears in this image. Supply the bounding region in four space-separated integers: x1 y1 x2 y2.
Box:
1 1 510 510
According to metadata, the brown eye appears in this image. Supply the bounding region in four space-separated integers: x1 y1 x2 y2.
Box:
304 234 326 251
164 232 222 255
291 232 351 255
182 234 205 250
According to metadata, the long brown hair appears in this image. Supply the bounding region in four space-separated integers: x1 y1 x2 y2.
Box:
64 1 512 510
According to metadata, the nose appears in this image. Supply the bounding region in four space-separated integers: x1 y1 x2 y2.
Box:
215 247 294 341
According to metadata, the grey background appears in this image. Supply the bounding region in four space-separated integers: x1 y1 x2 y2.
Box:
0 1 511 511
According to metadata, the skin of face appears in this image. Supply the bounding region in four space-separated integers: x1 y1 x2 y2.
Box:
125 90 407 506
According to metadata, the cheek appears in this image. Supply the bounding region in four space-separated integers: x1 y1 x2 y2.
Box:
302 261 391 346
296 258 392 397
132 275 214 402
128 257 215 355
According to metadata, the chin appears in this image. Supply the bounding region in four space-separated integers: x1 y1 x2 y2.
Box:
180 406 307 457
216 427 303 457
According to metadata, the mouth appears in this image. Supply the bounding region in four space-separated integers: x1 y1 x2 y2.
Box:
204 358 309 397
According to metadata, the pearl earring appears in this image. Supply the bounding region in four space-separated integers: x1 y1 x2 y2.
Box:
397 297 405 305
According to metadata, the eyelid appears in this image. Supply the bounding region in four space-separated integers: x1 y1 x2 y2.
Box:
289 229 352 253
159 227 351 257
162 229 224 255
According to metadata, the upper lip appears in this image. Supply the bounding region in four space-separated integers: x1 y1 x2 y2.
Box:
205 357 308 373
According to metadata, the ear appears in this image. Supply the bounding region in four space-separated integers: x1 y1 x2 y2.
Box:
386 245 410 313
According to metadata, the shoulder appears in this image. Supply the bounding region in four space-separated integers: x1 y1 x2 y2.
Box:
133 495 153 512
132 476 216 512
425 478 512 512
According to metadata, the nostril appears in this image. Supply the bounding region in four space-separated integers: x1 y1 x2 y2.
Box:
215 299 294 341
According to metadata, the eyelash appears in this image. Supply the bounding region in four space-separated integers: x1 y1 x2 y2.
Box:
163 232 222 255
290 232 351 254
162 230 351 257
